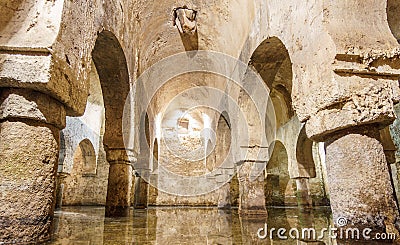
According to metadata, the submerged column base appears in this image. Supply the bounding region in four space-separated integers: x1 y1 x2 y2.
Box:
105 150 134 217
296 178 312 208
237 162 267 214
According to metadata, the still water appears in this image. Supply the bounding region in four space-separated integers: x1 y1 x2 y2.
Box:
46 206 385 244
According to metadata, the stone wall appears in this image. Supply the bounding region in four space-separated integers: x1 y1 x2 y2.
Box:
57 61 109 206
2 1 400 243
60 137 109 206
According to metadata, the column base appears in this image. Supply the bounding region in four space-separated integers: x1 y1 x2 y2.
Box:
105 161 133 217
237 162 267 214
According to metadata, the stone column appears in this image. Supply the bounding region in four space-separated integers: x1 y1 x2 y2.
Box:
0 88 66 244
134 172 149 209
134 151 150 209
325 127 400 235
295 178 312 207
216 167 234 209
105 150 134 217
217 182 232 209
55 173 69 209
237 162 267 214
147 174 158 206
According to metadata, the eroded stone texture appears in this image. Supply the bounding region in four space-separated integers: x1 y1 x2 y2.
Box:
1 0 400 243
0 1 98 116
237 162 266 214
0 89 64 244
134 174 148 209
295 178 312 207
105 150 134 217
59 139 109 206
325 128 400 236
0 121 59 243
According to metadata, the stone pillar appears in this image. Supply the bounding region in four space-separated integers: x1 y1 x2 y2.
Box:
0 88 66 244
296 178 312 207
147 174 158 206
55 173 69 209
237 162 267 214
217 181 231 209
105 150 134 217
216 168 234 209
325 127 400 234
134 151 150 209
134 173 149 209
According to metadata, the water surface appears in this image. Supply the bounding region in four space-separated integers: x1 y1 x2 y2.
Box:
48 206 339 244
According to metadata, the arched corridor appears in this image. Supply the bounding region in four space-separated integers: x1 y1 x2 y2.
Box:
1 1 400 244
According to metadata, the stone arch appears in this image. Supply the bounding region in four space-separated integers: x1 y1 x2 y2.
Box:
387 0 400 42
92 30 134 217
134 112 150 209
249 37 294 144
295 126 316 178
214 112 238 208
250 36 295 181
92 30 131 151
248 37 328 207
152 138 159 172
250 37 293 94
215 113 232 169
57 60 103 174
137 112 151 170
78 139 97 175
265 140 296 206
148 138 159 205
233 36 295 212
216 111 239 207
61 138 98 205
55 59 104 208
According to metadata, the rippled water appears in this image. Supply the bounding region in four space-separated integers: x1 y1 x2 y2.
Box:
46 206 389 244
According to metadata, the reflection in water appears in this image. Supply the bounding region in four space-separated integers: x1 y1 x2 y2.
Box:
48 206 339 244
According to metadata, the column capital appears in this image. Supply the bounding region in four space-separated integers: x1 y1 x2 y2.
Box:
0 88 66 129
105 148 137 165
305 54 400 142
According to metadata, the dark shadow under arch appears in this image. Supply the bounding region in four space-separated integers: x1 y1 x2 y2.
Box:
134 112 150 208
387 0 400 43
250 37 294 130
265 141 296 206
79 139 97 175
92 30 131 150
296 126 317 178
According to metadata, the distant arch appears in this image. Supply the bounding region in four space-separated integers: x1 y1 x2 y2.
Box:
134 112 150 208
296 126 316 178
220 111 231 129
265 141 296 206
250 37 294 131
92 30 131 151
78 139 97 175
215 113 232 168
